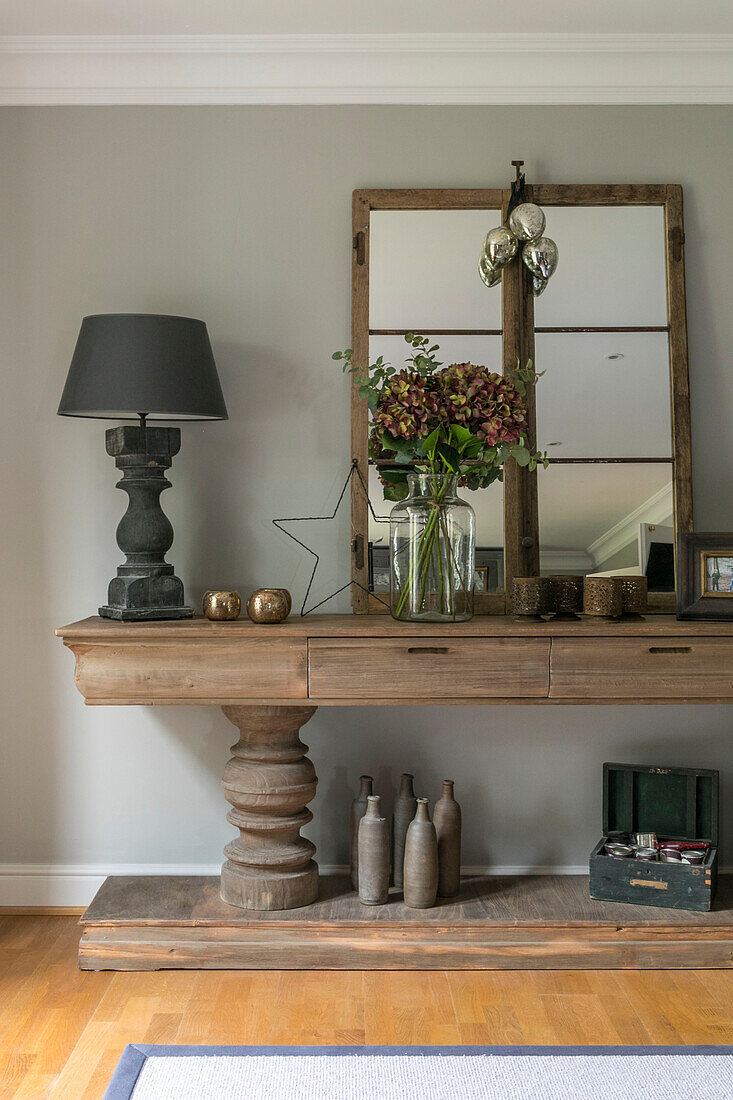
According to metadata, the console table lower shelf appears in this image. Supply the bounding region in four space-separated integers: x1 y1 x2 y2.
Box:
79 873 733 971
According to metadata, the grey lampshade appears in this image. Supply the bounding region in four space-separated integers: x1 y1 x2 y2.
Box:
58 313 228 421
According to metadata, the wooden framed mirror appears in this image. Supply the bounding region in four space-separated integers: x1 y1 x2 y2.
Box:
350 185 692 615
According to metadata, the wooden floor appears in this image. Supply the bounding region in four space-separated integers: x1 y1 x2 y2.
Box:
1 916 732 1100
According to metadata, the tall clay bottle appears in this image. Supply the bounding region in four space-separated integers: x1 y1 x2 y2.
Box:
358 795 390 905
350 775 373 889
434 779 462 898
392 773 417 888
403 798 439 909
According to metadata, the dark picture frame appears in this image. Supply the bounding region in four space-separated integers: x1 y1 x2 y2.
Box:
677 532 733 620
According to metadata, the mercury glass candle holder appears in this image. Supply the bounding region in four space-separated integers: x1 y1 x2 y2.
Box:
618 576 648 618
547 575 584 619
583 577 622 620
512 576 552 621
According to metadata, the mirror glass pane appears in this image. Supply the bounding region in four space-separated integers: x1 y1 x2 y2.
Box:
369 210 502 329
535 332 672 459
533 206 668 327
538 462 674 588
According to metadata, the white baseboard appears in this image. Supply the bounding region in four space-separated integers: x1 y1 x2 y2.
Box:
0 861 585 907
2 861 726 908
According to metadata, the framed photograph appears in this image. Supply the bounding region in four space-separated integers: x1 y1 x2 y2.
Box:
475 547 504 593
678 533 733 620
473 566 489 593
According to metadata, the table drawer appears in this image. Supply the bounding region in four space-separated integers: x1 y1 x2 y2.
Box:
551 637 733 700
308 637 550 699
74 639 307 702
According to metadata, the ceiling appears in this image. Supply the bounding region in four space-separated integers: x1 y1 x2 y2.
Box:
2 0 730 35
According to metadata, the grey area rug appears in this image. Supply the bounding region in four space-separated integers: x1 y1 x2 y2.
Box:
104 1045 733 1099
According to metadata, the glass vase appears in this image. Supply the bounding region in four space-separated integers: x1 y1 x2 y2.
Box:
389 471 475 622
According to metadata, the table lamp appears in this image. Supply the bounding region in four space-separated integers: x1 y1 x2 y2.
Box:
58 313 228 620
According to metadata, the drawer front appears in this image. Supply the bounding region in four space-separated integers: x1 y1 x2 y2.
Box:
308 637 550 699
551 637 733 700
74 639 307 702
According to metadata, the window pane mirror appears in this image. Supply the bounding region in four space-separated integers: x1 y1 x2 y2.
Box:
351 186 692 614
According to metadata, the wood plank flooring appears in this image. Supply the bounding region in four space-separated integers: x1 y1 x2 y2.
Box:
1 915 732 1099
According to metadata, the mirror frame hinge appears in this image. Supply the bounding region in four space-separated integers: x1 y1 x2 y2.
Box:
669 226 685 262
353 231 366 266
352 533 365 570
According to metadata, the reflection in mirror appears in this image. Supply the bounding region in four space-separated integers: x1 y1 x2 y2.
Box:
369 210 502 330
538 463 674 590
535 332 672 459
533 206 667 327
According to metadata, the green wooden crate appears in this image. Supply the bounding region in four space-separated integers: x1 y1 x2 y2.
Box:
589 762 719 911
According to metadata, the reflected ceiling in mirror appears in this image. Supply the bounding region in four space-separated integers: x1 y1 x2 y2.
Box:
535 332 672 459
533 206 667 327
538 462 673 586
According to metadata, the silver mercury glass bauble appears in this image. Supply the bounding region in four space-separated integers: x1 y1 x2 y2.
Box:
532 275 548 296
522 237 559 280
478 252 502 288
483 226 518 268
508 202 546 242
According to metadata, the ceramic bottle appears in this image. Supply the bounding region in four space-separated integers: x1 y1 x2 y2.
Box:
434 779 462 898
350 775 373 889
403 798 439 909
392 773 417 888
358 795 390 905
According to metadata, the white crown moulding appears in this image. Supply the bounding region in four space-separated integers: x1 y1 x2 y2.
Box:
0 33 731 105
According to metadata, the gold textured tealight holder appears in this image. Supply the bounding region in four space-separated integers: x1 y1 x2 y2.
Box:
202 590 242 621
618 575 648 619
512 576 552 621
583 576 622 620
247 588 292 624
547 575 584 620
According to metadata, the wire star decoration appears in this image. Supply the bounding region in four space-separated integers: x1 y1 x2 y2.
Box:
273 460 390 616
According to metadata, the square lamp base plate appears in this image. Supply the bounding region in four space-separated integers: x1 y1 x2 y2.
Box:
99 605 194 621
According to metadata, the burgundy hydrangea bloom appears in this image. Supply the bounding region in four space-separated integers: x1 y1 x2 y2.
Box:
370 370 442 442
440 362 527 446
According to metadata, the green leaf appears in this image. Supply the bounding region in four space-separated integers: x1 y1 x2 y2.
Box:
449 424 474 449
332 351 343 360
420 426 441 457
436 442 460 472
510 446 531 467
379 430 413 454
367 392 379 413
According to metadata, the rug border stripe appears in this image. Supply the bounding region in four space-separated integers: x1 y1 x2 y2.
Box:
103 1044 148 1100
125 1044 733 1057
103 1044 733 1100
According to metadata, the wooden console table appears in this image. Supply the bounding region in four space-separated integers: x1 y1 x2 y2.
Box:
56 614 733 970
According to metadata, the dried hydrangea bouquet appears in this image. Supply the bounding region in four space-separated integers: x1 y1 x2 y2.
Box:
334 335 545 622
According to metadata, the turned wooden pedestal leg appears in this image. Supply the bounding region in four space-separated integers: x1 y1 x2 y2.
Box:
220 705 319 911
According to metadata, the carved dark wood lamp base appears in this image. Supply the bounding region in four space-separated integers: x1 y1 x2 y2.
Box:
57 313 228 621
99 423 193 621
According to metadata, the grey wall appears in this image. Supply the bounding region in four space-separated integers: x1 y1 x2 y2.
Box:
1 106 731 886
